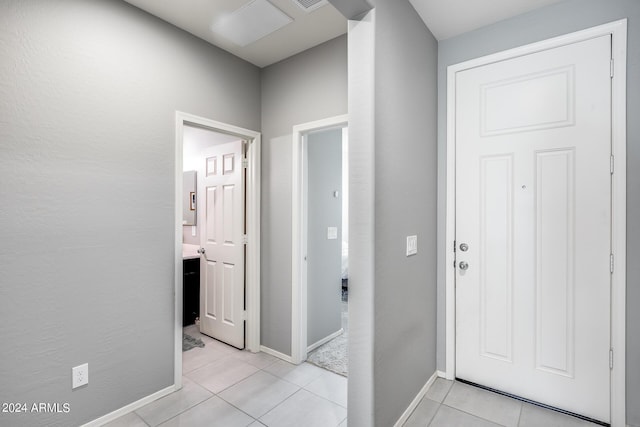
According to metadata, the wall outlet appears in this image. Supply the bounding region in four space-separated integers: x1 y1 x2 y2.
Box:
72 363 88 389
406 235 418 256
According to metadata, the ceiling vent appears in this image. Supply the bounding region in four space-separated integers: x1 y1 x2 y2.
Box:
211 0 293 47
291 0 329 13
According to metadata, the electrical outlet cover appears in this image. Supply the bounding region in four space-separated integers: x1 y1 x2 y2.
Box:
72 363 88 389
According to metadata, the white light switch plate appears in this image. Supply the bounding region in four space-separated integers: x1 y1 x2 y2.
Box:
406 235 417 256
327 227 338 240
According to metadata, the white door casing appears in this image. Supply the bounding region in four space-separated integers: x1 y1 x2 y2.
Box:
291 114 348 364
199 140 246 349
455 35 611 421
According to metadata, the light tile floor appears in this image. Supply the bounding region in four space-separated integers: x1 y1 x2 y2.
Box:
105 325 347 427
403 378 604 427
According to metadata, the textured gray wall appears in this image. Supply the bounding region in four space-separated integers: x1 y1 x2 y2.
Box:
260 35 347 355
0 1 260 425
436 0 640 424
373 1 438 425
346 10 376 426
307 129 343 347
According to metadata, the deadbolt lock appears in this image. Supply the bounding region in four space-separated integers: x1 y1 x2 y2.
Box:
460 243 469 252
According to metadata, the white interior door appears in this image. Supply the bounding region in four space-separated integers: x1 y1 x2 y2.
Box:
455 35 612 422
199 140 245 349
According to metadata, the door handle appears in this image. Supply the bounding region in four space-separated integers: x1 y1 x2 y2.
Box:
459 261 469 271
197 248 206 255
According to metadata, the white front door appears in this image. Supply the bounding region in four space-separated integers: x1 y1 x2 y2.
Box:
455 35 612 422
199 140 245 349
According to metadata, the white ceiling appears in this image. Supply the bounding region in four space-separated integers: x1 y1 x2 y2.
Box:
409 0 566 40
124 0 566 68
123 0 347 68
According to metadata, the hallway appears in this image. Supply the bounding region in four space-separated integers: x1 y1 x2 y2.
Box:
106 326 347 427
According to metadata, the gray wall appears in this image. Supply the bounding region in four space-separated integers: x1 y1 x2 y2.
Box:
260 35 348 355
373 1 439 425
307 128 343 346
436 0 640 424
347 10 376 426
0 1 260 425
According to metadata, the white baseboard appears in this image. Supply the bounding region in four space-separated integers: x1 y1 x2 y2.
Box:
393 371 438 427
81 384 177 427
307 328 344 353
437 370 447 378
260 345 295 364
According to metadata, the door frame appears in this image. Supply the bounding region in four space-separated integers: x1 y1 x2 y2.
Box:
291 114 348 364
445 20 627 426
174 111 261 387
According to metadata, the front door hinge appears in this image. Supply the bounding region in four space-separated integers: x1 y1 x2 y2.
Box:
242 158 248 168
241 310 247 321
610 59 614 78
610 254 614 273
610 155 615 174
610 348 614 369
242 234 248 245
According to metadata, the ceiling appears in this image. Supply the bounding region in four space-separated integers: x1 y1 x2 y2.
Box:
123 0 347 68
123 0 566 68
409 0 565 41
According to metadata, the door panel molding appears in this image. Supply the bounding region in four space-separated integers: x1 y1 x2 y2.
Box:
445 19 627 426
174 112 261 387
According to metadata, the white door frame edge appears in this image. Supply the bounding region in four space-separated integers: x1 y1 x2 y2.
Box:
291 114 348 364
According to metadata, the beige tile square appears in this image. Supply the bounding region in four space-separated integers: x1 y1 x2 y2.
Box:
103 412 149 427
263 360 324 387
135 377 212 426
304 370 348 408
157 396 253 427
219 371 299 418
186 356 259 393
430 405 502 427
403 396 439 426
519 403 603 427
425 378 453 403
443 382 521 427
260 389 346 427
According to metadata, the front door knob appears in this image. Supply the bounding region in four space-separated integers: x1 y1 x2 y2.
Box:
197 248 205 255
459 261 469 271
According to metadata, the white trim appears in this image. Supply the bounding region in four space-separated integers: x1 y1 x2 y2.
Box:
260 345 295 364
392 371 438 427
445 19 627 426
175 112 262 387
436 370 447 378
81 385 175 427
291 114 348 364
609 19 627 427
307 328 344 353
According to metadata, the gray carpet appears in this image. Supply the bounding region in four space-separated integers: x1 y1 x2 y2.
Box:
183 333 205 352
307 302 348 377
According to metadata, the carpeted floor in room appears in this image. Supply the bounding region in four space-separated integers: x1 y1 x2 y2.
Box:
307 300 348 377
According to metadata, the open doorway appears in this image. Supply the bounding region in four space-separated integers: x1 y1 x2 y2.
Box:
305 127 349 376
291 115 349 377
174 112 261 388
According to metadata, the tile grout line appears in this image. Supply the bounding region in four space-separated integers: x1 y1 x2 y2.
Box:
256 388 306 424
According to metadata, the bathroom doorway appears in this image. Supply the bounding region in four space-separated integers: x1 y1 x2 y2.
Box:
174 112 261 387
